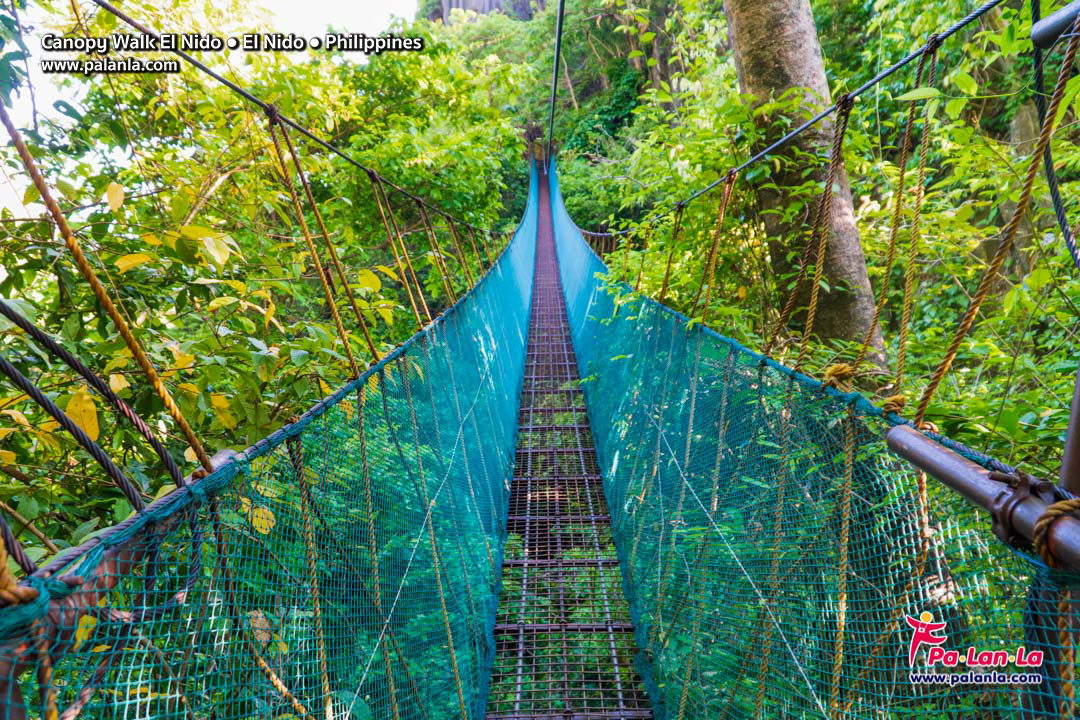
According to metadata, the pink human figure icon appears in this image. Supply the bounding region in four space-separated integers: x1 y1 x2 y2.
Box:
904 611 947 666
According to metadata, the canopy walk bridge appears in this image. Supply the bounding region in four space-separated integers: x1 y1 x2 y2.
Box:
2 0 1080 718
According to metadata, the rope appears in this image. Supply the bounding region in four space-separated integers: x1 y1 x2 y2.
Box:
913 13 1080 427
465 226 486 274
852 40 939 374
0 299 185 487
285 433 335 720
0 355 146 511
658 205 684 305
445 217 476 286
698 173 738 324
416 201 458 304
795 95 855 373
0 512 36 575
634 226 649 291
369 173 430 326
0 103 215 472
276 115 380 361
266 111 361 379
1031 0 1080 274
1034 497 1080 718
829 405 856 718
890 40 940 409
399 356 469 720
354 386 402 719
546 0 568 158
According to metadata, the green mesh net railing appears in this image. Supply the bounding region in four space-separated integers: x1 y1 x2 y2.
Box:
0 164 539 720
547 160 1080 719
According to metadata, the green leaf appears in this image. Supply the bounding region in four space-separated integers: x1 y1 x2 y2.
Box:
894 87 941 102
115 253 153 273
953 70 977 96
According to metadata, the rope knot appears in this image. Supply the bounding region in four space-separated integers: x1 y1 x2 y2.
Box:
882 394 906 416
823 362 855 388
1034 497 1080 567
835 93 855 114
925 33 942 52
264 103 281 126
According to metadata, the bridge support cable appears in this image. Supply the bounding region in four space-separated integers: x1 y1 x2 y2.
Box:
546 0 568 160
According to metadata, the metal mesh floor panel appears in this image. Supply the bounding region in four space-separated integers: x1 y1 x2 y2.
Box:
486 172 652 719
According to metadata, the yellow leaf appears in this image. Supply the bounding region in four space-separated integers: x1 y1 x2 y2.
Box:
264 300 276 329
211 393 237 430
105 181 124 212
127 686 158 699
153 484 175 501
250 507 275 534
141 232 161 246
108 374 130 393
207 296 238 312
1 409 29 427
178 383 199 396
0 429 15 442
184 447 198 464
736 286 747 301
73 614 97 651
168 344 195 370
318 379 332 396
355 268 381 293
115 253 152 273
274 634 289 653
90 644 111 653
66 387 99 443
0 449 15 464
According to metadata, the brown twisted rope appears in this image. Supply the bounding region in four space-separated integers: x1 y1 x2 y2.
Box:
658 206 684 306
852 40 939 375
445 217 475 286
369 173 430 326
267 112 360 379
0 103 214 472
914 14 1080 427
276 117 380 361
829 405 856 717
416 201 457 303
794 94 855 373
286 433 334 720
692 171 737 315
1034 497 1080 719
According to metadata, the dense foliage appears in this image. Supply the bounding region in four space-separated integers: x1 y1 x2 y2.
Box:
0 0 1078 568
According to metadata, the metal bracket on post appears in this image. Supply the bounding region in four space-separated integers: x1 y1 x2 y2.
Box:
988 470 1056 550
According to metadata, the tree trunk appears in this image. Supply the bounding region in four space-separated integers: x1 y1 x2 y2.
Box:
723 0 884 365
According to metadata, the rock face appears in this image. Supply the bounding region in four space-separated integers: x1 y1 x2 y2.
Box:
434 0 538 21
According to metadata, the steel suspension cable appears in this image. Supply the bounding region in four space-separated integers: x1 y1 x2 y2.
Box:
0 103 216 473
546 0 568 159
0 356 146 512
1031 0 1080 273
0 299 185 487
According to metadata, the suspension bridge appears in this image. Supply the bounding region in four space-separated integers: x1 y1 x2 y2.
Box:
1 0 1080 718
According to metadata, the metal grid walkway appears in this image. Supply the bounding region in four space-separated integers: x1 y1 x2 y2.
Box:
486 174 652 719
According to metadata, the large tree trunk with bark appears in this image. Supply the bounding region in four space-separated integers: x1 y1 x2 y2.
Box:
723 0 885 365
